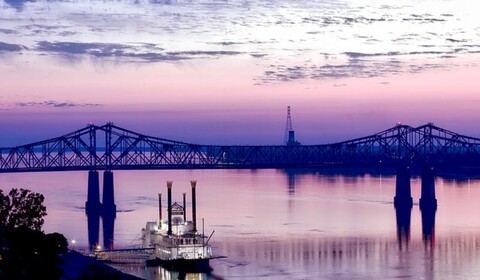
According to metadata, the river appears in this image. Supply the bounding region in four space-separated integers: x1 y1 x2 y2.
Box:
2 169 480 279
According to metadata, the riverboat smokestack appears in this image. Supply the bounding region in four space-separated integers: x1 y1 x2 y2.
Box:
158 193 162 223
191 180 197 233
183 192 187 222
167 181 173 236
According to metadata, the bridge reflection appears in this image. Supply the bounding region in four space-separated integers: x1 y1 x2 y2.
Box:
214 229 480 279
395 206 411 250
395 206 436 251
86 209 115 251
421 207 436 248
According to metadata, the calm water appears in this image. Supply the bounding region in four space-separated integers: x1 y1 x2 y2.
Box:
2 169 480 279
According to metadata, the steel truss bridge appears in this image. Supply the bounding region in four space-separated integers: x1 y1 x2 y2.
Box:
1 122 480 173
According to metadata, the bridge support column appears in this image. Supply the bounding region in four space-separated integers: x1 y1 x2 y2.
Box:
86 170 101 214
102 170 116 216
394 165 413 209
419 166 437 210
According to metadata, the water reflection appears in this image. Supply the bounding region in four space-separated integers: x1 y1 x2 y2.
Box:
395 206 411 251
145 267 212 280
103 211 116 250
105 261 214 280
395 205 437 252
87 222 480 280
421 207 436 248
87 211 100 251
216 231 480 279
86 211 115 251
285 170 296 195
17 169 480 279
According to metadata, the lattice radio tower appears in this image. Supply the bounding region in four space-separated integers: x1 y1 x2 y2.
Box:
284 106 299 145
284 106 293 144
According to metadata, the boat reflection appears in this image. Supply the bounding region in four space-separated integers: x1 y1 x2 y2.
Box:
145 266 212 280
107 262 213 280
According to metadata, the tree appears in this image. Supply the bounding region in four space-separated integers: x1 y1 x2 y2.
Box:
1 227 68 279
0 189 9 226
0 188 67 279
0 188 47 231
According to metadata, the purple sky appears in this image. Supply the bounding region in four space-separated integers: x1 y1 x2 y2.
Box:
1 0 480 146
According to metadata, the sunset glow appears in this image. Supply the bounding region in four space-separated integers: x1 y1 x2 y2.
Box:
1 0 479 145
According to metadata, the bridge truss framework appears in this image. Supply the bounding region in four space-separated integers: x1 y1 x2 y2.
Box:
1 122 480 173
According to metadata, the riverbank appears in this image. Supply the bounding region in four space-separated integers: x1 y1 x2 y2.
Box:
60 250 143 280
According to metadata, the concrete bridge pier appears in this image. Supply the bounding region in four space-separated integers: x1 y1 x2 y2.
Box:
419 166 437 210
102 170 117 217
86 170 101 214
394 165 413 209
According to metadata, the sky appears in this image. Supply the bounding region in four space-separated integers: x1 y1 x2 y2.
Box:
1 0 480 146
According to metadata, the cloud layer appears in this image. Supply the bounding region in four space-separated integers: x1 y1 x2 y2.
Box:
16 100 101 108
0 41 25 52
1 0 479 85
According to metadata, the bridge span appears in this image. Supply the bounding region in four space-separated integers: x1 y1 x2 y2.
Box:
1 122 480 214
1 122 480 172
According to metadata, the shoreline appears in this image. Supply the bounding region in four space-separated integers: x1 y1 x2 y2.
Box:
60 250 144 280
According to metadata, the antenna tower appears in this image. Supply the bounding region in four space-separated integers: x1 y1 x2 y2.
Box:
284 106 293 145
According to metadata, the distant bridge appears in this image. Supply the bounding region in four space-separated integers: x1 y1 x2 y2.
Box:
1 122 480 173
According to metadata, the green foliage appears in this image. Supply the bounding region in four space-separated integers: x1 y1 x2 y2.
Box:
0 188 47 231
